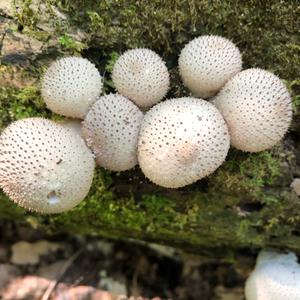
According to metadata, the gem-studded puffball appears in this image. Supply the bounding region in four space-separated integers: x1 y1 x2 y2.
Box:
213 68 292 152
0 118 95 214
179 35 242 98
138 97 230 188
112 49 170 108
82 94 144 171
42 57 102 118
245 250 300 300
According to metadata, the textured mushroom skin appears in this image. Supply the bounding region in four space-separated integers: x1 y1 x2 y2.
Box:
138 97 230 188
58 119 83 137
42 57 102 119
245 250 300 300
82 94 144 171
0 118 95 214
179 35 242 98
213 68 292 152
112 48 170 108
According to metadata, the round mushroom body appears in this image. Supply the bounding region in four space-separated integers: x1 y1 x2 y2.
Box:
0 118 95 214
179 35 242 98
42 57 102 119
245 250 300 300
138 97 230 188
213 68 292 152
82 94 144 171
112 49 170 108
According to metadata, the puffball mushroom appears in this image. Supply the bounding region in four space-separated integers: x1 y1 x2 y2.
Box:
112 48 170 108
245 250 300 300
213 68 292 152
82 94 144 171
0 118 95 214
42 56 103 119
178 35 242 98
138 97 230 188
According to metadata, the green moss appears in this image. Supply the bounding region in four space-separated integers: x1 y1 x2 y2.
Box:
0 85 49 130
58 34 86 53
211 150 281 202
13 0 40 28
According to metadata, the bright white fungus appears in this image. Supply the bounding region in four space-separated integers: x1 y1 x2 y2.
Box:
42 56 102 118
245 250 300 300
213 68 292 152
138 97 230 188
178 35 242 98
0 118 95 214
82 94 144 171
112 48 170 108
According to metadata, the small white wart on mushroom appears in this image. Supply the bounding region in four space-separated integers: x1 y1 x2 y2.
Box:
82 94 144 171
0 118 95 214
213 68 292 152
245 250 300 300
41 56 103 119
112 48 170 108
178 35 242 98
137 97 230 188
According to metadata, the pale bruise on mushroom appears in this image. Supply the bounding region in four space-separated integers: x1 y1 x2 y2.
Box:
112 48 170 108
213 68 292 152
82 94 144 171
245 250 300 300
138 97 230 188
42 57 103 119
178 35 242 98
0 118 95 214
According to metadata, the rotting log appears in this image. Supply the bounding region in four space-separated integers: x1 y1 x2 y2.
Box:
0 0 300 258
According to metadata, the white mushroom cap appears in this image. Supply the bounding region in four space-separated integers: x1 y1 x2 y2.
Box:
42 57 103 119
112 49 170 108
58 119 83 137
178 35 242 98
82 94 144 171
245 250 300 300
0 118 95 214
213 68 292 152
137 97 230 188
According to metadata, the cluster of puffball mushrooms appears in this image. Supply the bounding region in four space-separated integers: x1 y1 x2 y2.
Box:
0 35 293 215
0 35 297 300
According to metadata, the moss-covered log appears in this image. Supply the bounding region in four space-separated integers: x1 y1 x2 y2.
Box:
0 0 300 257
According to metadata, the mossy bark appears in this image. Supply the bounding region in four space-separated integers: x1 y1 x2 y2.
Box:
0 0 300 257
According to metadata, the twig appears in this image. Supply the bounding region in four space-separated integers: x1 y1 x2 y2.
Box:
41 248 83 300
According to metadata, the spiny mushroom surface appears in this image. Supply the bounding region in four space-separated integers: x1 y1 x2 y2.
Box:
245 250 300 300
0 118 95 214
42 57 102 119
178 35 242 98
213 68 292 152
112 48 170 108
138 97 230 188
82 94 144 171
